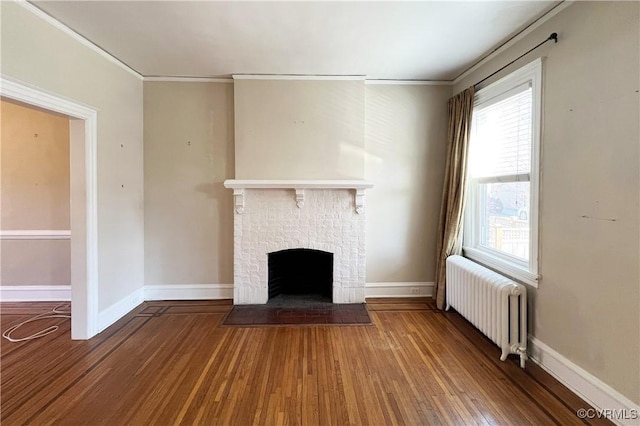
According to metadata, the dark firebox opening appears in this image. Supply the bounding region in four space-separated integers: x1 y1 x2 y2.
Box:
268 248 333 305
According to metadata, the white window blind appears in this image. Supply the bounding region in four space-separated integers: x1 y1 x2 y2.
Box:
469 83 532 182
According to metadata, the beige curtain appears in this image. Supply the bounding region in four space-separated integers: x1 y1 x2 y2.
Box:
434 86 475 310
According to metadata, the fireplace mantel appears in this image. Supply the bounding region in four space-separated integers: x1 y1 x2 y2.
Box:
223 179 374 190
223 179 374 214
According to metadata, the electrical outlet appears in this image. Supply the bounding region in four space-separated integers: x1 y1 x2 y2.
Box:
410 288 421 294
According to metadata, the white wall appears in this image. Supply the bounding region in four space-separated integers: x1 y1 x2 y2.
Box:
1 1 145 311
454 1 640 405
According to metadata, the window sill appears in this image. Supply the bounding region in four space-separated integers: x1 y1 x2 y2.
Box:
462 247 540 288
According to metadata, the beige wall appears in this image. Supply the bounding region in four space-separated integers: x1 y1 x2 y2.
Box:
1 100 71 286
234 79 365 179
365 84 450 282
144 81 449 287
144 82 234 285
1 1 144 309
455 1 640 404
1 240 70 286
234 78 450 283
1 100 70 230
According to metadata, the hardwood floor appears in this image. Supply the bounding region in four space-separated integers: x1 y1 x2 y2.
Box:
0 299 609 425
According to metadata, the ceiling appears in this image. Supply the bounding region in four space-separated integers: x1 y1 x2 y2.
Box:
32 1 561 81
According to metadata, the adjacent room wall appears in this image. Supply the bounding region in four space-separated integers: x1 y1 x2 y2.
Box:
365 84 450 283
144 82 234 286
454 1 640 405
1 100 71 286
234 79 365 179
1 1 145 310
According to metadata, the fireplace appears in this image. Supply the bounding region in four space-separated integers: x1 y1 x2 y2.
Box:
223 180 373 304
268 248 333 303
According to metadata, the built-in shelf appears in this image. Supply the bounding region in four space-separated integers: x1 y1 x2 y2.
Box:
223 179 374 214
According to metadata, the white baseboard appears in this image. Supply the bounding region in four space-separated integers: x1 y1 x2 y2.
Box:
0 285 71 302
97 288 144 334
528 336 640 426
145 283 433 300
1 283 433 303
144 284 234 301
365 282 433 298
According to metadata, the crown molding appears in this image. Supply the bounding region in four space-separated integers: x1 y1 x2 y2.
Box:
19 0 143 81
144 76 234 83
452 0 573 86
365 79 452 86
232 74 366 81
145 76 453 85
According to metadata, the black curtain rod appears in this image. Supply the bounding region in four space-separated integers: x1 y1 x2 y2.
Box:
473 32 558 88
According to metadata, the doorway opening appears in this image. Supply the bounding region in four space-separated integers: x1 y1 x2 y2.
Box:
1 77 98 339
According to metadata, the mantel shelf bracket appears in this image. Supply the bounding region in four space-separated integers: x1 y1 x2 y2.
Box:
355 189 365 214
233 188 245 214
295 189 305 208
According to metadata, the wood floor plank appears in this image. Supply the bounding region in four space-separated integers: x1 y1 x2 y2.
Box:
0 300 610 425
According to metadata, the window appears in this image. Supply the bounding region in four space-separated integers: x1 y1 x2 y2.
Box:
463 59 541 286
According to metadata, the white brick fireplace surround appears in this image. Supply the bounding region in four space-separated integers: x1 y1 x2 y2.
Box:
223 180 374 304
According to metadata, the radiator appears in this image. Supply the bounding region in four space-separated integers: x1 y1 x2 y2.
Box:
446 255 528 368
